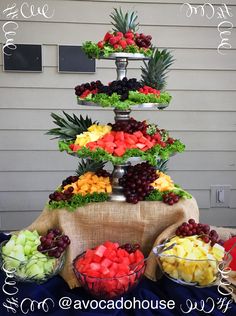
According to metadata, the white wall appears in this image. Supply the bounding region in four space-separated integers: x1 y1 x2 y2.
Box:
0 0 236 229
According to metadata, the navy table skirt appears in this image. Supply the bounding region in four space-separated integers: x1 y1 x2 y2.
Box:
0 233 235 316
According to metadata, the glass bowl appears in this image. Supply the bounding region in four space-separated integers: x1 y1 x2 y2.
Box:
0 240 65 284
73 252 146 299
153 237 231 287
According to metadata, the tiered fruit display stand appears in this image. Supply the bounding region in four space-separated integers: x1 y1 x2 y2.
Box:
78 52 169 202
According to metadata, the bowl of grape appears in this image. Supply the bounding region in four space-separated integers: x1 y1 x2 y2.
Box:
0 229 70 284
153 219 228 287
73 241 146 299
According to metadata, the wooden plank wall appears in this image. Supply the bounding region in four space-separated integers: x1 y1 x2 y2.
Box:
0 0 236 229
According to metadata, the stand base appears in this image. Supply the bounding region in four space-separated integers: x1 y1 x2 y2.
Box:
110 162 130 202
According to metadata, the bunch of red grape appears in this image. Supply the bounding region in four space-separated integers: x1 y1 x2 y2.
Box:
135 33 152 48
75 80 103 97
98 77 142 101
119 162 158 204
49 187 74 203
110 118 147 134
62 175 79 188
162 192 180 205
175 219 224 246
37 229 70 258
95 169 111 178
119 243 141 254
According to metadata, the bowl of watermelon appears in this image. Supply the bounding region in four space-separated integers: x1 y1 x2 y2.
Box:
73 241 146 299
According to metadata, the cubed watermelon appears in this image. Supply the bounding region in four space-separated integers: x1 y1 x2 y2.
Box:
133 131 143 138
114 147 126 157
102 133 115 142
90 262 100 271
94 245 107 257
92 254 102 263
101 258 112 268
115 131 125 141
105 146 114 154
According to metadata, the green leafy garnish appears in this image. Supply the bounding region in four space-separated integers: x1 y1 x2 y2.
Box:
82 41 152 59
79 91 172 110
47 192 109 211
58 140 185 165
145 186 192 201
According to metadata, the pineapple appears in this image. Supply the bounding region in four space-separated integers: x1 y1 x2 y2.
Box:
46 111 97 141
110 8 139 33
76 159 106 177
141 48 174 91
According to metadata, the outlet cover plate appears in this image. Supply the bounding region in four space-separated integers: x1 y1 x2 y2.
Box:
210 185 231 208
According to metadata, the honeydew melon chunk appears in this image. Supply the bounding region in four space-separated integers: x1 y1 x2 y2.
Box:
2 239 15 255
16 232 27 246
26 264 44 278
4 257 21 269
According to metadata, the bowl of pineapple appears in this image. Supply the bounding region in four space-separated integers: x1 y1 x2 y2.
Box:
153 220 229 287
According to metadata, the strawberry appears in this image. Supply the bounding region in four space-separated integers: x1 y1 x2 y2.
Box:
113 44 120 50
119 39 127 49
126 38 135 46
125 32 134 39
97 41 105 49
109 36 119 46
116 31 123 38
103 32 112 42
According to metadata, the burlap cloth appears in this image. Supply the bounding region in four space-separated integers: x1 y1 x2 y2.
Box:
26 198 198 288
26 198 236 301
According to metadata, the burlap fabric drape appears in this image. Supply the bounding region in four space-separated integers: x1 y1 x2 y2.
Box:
26 198 199 289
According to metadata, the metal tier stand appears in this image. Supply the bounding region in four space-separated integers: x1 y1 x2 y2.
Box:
106 53 149 201
106 54 148 201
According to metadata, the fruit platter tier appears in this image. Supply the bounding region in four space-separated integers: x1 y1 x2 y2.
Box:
82 8 153 60
75 77 172 110
49 112 184 165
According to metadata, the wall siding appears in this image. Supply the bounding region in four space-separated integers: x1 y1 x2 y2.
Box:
0 0 236 229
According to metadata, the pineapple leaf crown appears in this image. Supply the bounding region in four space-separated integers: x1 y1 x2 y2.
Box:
156 159 168 173
141 48 175 91
76 159 106 177
110 7 139 33
46 111 97 141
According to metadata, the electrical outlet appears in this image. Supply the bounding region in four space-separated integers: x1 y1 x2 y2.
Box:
210 185 231 208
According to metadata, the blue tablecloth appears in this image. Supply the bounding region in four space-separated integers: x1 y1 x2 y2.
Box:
0 233 235 316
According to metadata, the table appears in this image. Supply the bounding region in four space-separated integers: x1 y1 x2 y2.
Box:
0 233 235 316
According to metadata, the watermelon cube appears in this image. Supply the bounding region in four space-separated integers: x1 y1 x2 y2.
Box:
114 147 126 157
101 258 112 268
133 131 143 138
105 146 114 154
115 131 125 141
102 133 115 142
92 254 102 263
90 262 100 271
94 245 107 257
100 266 110 276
